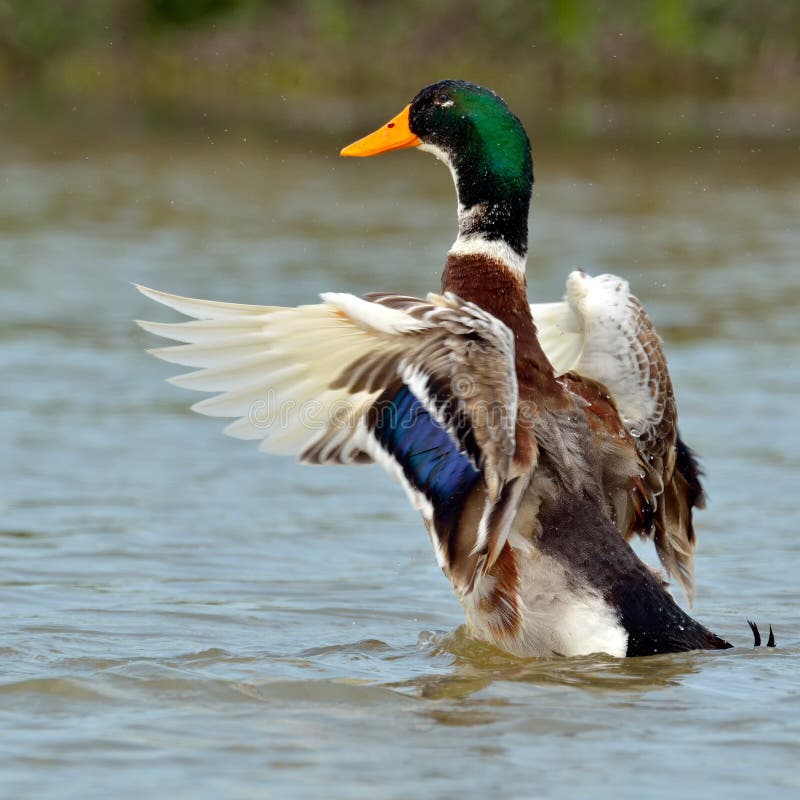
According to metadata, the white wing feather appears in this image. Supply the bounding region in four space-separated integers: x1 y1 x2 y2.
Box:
137 285 518 480
528 299 584 377
531 271 660 434
136 286 398 461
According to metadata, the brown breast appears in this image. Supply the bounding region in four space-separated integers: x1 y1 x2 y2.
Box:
442 253 566 406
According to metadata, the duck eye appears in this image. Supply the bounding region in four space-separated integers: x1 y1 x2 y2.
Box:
436 93 451 106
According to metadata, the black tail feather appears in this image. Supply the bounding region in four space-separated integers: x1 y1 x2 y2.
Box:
747 620 776 648
747 619 761 646
675 431 706 510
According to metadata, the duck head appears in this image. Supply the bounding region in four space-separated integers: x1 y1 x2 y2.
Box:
341 80 533 273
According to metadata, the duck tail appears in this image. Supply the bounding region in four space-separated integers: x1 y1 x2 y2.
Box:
747 620 776 648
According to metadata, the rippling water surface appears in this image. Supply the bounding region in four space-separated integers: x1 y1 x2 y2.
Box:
1 129 798 799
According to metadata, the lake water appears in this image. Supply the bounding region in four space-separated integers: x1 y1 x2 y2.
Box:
1 126 798 799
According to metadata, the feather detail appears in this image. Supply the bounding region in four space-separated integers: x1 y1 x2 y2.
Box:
528 299 584 376
137 284 525 594
134 284 281 318
533 271 704 603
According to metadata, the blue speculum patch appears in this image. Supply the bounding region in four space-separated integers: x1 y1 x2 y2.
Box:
372 385 481 511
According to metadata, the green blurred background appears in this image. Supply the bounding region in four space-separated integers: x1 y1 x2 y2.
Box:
2 0 798 142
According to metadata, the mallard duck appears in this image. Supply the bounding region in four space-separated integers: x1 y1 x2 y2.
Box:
137 79 731 657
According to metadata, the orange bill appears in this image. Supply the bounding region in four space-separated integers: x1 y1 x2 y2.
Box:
340 105 421 157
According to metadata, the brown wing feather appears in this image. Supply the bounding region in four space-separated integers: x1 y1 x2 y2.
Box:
535 273 706 604
626 300 704 604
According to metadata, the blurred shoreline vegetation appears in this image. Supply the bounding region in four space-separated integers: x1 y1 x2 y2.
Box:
1 0 798 143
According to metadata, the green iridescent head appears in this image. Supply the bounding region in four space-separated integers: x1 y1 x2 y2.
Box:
409 80 533 255
409 81 532 194
340 80 534 259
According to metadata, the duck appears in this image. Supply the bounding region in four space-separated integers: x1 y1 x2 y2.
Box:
137 79 732 658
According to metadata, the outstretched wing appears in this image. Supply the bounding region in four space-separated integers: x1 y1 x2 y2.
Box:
137 285 521 594
531 271 704 603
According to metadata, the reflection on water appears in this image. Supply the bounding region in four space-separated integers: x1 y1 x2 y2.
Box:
397 628 707 700
0 128 798 799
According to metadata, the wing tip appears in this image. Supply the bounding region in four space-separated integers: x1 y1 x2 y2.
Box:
135 319 171 338
134 283 169 304
134 283 199 318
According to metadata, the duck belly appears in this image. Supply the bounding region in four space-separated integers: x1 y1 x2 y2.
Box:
462 545 629 658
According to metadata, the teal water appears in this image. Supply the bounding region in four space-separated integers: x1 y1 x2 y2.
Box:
1 130 798 799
